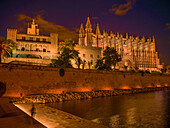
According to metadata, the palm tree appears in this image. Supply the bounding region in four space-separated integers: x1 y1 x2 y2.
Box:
52 40 79 68
0 37 16 63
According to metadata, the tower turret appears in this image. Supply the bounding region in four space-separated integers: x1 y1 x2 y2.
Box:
79 22 84 34
27 19 39 35
85 17 92 33
78 22 85 46
110 31 114 37
96 24 101 35
142 36 145 42
117 32 119 38
126 33 128 39
152 35 155 43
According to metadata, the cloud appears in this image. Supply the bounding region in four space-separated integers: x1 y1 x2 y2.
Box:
165 23 170 30
109 0 136 15
17 14 78 41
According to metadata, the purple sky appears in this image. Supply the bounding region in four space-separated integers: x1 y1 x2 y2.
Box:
0 0 170 64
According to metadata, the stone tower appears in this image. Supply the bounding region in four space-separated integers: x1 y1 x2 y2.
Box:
27 19 39 35
78 22 85 46
84 17 93 46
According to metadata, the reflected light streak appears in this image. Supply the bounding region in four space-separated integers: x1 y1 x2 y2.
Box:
14 104 50 128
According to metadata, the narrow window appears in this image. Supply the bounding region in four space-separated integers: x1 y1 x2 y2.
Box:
43 38 46 42
83 54 85 57
36 48 39 51
36 38 40 41
29 37 33 41
22 37 26 40
90 54 93 58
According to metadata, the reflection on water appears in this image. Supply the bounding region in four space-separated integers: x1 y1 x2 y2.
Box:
46 90 170 128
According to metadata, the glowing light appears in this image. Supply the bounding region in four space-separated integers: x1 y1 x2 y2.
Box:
121 86 131 89
46 89 64 94
164 83 168 87
80 88 92 92
147 85 153 88
156 85 161 87
134 85 142 88
14 104 49 128
102 88 114 91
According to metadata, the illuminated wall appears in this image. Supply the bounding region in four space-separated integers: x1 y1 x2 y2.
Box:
0 64 169 97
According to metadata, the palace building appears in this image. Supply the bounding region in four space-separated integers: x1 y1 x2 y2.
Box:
2 19 58 65
2 17 163 71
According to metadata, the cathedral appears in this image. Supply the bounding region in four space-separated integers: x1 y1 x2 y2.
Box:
78 17 163 71
2 17 163 72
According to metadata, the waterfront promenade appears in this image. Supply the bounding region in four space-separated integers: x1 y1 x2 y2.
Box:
0 97 46 128
0 97 108 128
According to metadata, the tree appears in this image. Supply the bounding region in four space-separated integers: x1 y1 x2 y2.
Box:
51 40 79 68
76 57 81 69
0 37 16 63
95 46 121 71
95 59 104 70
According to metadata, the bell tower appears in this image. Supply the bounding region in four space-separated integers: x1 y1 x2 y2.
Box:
85 16 93 46
27 19 39 35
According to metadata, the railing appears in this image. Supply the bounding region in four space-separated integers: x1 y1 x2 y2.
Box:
16 39 51 44
1 57 51 64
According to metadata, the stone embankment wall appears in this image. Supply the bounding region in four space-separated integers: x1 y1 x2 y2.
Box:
10 88 168 103
0 64 169 97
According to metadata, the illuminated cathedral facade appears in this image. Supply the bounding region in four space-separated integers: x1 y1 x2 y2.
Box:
78 17 163 71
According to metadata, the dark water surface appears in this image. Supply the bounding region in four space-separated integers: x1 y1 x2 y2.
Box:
46 90 170 128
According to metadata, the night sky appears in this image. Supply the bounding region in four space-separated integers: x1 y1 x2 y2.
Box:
0 0 170 64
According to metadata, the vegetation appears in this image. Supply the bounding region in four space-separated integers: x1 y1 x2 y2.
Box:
95 46 121 71
51 40 79 68
0 37 16 63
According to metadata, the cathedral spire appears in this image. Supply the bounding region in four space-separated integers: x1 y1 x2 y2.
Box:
96 24 101 35
110 31 114 37
103 30 106 36
142 36 145 42
79 22 84 34
152 35 155 42
85 16 92 33
117 32 119 37
126 33 128 39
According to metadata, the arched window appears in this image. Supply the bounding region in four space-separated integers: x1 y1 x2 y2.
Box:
21 47 25 51
43 49 46 52
36 48 39 51
30 44 33 51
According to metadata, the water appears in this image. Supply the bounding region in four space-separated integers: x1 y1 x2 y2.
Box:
46 90 170 128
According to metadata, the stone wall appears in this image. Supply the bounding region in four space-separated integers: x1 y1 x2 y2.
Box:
0 64 169 97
